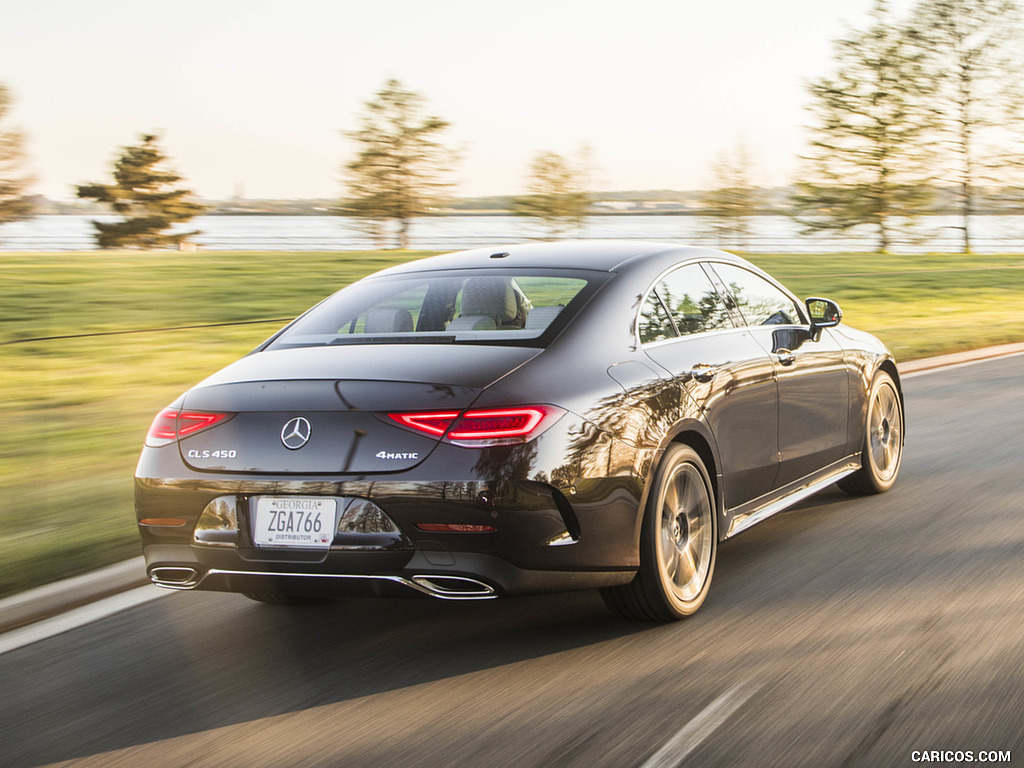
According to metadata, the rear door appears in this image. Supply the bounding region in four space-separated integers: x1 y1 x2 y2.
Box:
639 263 780 509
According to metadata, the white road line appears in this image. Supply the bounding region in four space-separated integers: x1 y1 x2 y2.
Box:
0 585 173 656
641 682 761 768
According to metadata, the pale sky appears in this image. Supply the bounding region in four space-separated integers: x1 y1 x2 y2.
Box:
0 0 915 201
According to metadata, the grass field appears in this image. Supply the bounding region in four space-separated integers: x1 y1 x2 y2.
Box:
2 248 1023 597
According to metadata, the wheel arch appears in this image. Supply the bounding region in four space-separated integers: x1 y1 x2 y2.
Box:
603 434 721 620
876 358 905 441
636 419 724 543
671 430 721 526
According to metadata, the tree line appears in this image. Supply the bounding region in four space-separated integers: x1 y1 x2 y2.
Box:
705 0 1024 253
1 0 1022 252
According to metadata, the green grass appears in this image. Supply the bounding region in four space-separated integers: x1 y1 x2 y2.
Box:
1 248 1022 597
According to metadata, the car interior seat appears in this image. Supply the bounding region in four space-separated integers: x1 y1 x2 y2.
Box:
364 307 415 334
447 277 519 331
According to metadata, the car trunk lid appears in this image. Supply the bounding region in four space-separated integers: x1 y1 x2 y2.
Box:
177 344 540 474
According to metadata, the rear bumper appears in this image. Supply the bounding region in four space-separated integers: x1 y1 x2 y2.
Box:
142 544 635 599
136 418 644 598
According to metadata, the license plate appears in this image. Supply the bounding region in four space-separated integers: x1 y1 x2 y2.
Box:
252 497 336 548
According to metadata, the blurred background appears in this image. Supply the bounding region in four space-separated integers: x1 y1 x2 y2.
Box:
2 3 1024 766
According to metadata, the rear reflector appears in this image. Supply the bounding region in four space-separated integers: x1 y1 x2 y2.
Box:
146 408 231 447
388 405 564 447
139 518 188 527
416 523 497 533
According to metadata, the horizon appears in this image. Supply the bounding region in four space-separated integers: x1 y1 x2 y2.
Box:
24 182 1016 209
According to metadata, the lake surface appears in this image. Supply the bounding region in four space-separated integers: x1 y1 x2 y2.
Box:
2 213 1024 252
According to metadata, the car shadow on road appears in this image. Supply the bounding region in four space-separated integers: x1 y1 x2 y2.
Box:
4 582 671 767
5 484 940 768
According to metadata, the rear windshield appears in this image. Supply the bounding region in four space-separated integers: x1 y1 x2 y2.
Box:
265 269 599 350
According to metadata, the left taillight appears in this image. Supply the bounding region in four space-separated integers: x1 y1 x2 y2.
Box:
145 408 231 447
388 405 564 447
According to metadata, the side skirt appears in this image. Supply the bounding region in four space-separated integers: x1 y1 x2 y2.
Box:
724 456 861 539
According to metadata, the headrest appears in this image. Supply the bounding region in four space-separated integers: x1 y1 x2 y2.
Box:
460 278 517 322
364 307 414 334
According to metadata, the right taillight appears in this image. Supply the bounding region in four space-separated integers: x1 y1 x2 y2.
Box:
388 405 564 447
145 408 231 447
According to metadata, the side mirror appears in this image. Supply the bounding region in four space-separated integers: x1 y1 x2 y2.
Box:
806 297 842 328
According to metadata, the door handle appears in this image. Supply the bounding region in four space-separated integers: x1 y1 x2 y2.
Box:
775 349 796 366
688 364 717 382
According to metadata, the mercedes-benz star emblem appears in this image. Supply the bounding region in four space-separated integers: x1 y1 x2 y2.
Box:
280 417 312 450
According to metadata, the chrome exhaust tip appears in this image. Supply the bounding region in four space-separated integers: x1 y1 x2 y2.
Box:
149 567 201 589
410 575 497 599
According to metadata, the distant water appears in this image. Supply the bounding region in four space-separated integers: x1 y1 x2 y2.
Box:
2 213 1024 253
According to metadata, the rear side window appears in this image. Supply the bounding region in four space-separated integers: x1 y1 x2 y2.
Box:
267 270 594 349
638 263 733 344
638 293 676 344
657 264 733 336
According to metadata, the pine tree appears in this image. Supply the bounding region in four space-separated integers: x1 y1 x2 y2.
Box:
76 134 206 249
0 83 35 226
911 0 1024 252
340 79 458 249
511 151 589 238
793 0 939 253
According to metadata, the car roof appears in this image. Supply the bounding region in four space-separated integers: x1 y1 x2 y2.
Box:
367 240 751 278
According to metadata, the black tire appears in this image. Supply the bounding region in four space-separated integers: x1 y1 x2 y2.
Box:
601 444 717 621
243 592 329 606
839 370 904 495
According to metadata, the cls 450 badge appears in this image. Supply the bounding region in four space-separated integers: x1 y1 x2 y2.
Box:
186 449 238 459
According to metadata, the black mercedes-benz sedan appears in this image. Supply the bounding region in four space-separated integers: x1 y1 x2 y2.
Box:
136 241 904 620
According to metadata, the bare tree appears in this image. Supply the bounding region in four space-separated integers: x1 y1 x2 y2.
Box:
340 79 458 249
793 0 939 253
574 142 598 236
0 83 35 226
911 0 1024 252
511 151 589 238
701 139 761 249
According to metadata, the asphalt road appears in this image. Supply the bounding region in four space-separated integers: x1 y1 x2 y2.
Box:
3 355 1022 768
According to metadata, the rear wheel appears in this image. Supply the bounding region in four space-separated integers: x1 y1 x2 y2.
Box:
602 444 716 621
839 370 903 495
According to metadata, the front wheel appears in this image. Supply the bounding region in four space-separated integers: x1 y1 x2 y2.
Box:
601 444 717 621
839 369 904 495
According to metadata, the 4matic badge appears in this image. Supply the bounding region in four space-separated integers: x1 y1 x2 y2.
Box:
376 451 419 460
